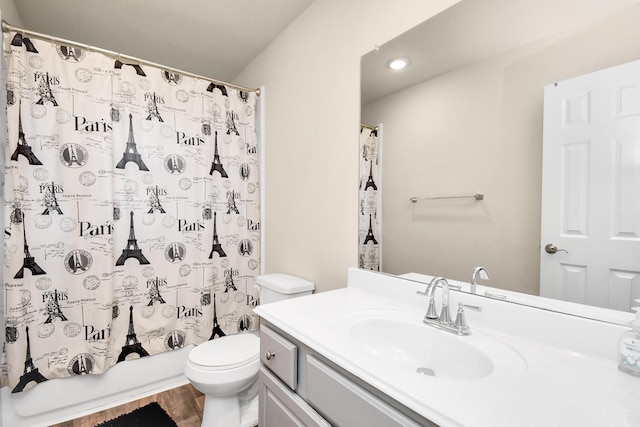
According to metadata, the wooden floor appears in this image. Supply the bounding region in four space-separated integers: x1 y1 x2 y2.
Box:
49 383 205 427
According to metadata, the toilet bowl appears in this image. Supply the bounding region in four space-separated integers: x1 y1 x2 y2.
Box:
185 333 260 427
185 273 315 427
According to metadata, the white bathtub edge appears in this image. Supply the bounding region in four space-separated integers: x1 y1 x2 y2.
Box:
1 345 193 427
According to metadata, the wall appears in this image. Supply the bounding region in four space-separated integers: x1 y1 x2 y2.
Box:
0 0 22 26
233 0 460 292
361 4 640 295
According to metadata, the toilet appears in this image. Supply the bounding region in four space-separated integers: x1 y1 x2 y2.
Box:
185 274 314 427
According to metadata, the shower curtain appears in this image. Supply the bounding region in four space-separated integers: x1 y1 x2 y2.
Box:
1 31 260 392
359 125 380 271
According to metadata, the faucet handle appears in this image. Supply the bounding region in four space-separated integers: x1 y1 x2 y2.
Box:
454 302 471 335
416 288 429 297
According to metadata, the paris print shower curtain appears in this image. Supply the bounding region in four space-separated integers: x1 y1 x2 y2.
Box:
1 32 260 392
359 125 380 271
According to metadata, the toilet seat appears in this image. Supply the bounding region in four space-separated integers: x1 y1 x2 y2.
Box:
188 334 259 371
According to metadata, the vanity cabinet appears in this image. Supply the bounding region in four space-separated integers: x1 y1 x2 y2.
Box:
258 322 435 427
259 366 330 427
259 324 330 427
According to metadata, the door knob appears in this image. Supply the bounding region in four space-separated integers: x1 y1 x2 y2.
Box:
544 243 568 254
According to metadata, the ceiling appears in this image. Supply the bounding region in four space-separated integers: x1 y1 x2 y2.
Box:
10 0 315 84
361 0 640 104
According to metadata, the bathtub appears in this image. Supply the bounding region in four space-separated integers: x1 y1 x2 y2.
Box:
0 345 193 427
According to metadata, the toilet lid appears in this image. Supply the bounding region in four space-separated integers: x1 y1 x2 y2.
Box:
189 333 259 370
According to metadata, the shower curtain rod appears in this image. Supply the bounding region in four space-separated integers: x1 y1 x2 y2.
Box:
361 123 378 131
1 20 261 96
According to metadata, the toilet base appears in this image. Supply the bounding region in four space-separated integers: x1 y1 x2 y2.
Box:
202 395 239 427
200 388 258 427
239 387 259 427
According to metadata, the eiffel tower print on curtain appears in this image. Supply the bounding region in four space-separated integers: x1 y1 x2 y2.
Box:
116 211 151 266
226 191 240 214
147 186 166 213
363 214 378 245
11 326 48 393
35 72 58 106
206 82 228 97
117 306 150 362
145 92 164 122
14 212 46 279
209 212 226 258
224 273 238 292
226 111 239 135
116 114 150 171
44 290 68 323
364 159 377 191
11 104 43 165
147 280 166 305
209 294 226 340
209 131 228 177
114 59 146 76
10 33 38 53
42 181 63 215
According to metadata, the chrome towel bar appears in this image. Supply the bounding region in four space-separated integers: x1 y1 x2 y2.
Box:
410 193 484 203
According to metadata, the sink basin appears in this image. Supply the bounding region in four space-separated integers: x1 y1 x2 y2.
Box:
335 309 527 387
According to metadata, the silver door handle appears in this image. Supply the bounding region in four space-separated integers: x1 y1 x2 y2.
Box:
545 243 568 254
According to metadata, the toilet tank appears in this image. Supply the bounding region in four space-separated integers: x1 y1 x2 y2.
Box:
256 274 315 305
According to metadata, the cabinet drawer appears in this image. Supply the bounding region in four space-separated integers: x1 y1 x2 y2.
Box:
260 325 298 389
259 366 331 427
306 355 426 427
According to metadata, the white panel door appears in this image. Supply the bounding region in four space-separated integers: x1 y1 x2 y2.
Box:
541 60 640 311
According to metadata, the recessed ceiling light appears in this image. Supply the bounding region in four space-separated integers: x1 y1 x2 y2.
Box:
388 57 409 70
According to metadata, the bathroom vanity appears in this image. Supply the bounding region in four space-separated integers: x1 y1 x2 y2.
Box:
254 268 640 426
258 322 430 426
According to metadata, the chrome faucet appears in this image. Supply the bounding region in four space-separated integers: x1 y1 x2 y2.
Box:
470 266 489 294
417 277 473 335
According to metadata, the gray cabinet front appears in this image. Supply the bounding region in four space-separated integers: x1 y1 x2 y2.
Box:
258 321 435 427
259 366 331 427
306 355 429 427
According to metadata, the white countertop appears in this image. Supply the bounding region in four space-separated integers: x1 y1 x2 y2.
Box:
254 268 640 427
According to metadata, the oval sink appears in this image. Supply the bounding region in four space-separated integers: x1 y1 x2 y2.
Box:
349 317 493 380
336 309 527 386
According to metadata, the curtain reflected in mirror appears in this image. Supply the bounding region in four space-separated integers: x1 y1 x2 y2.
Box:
359 125 381 271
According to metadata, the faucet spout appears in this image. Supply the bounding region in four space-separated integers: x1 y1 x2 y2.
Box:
426 276 441 299
470 266 489 294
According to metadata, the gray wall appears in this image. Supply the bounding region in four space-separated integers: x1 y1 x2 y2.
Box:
0 0 22 26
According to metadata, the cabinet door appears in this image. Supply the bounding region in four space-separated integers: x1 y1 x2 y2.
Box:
306 355 432 427
259 366 331 427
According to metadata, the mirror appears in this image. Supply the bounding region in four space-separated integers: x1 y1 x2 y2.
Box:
360 0 640 321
